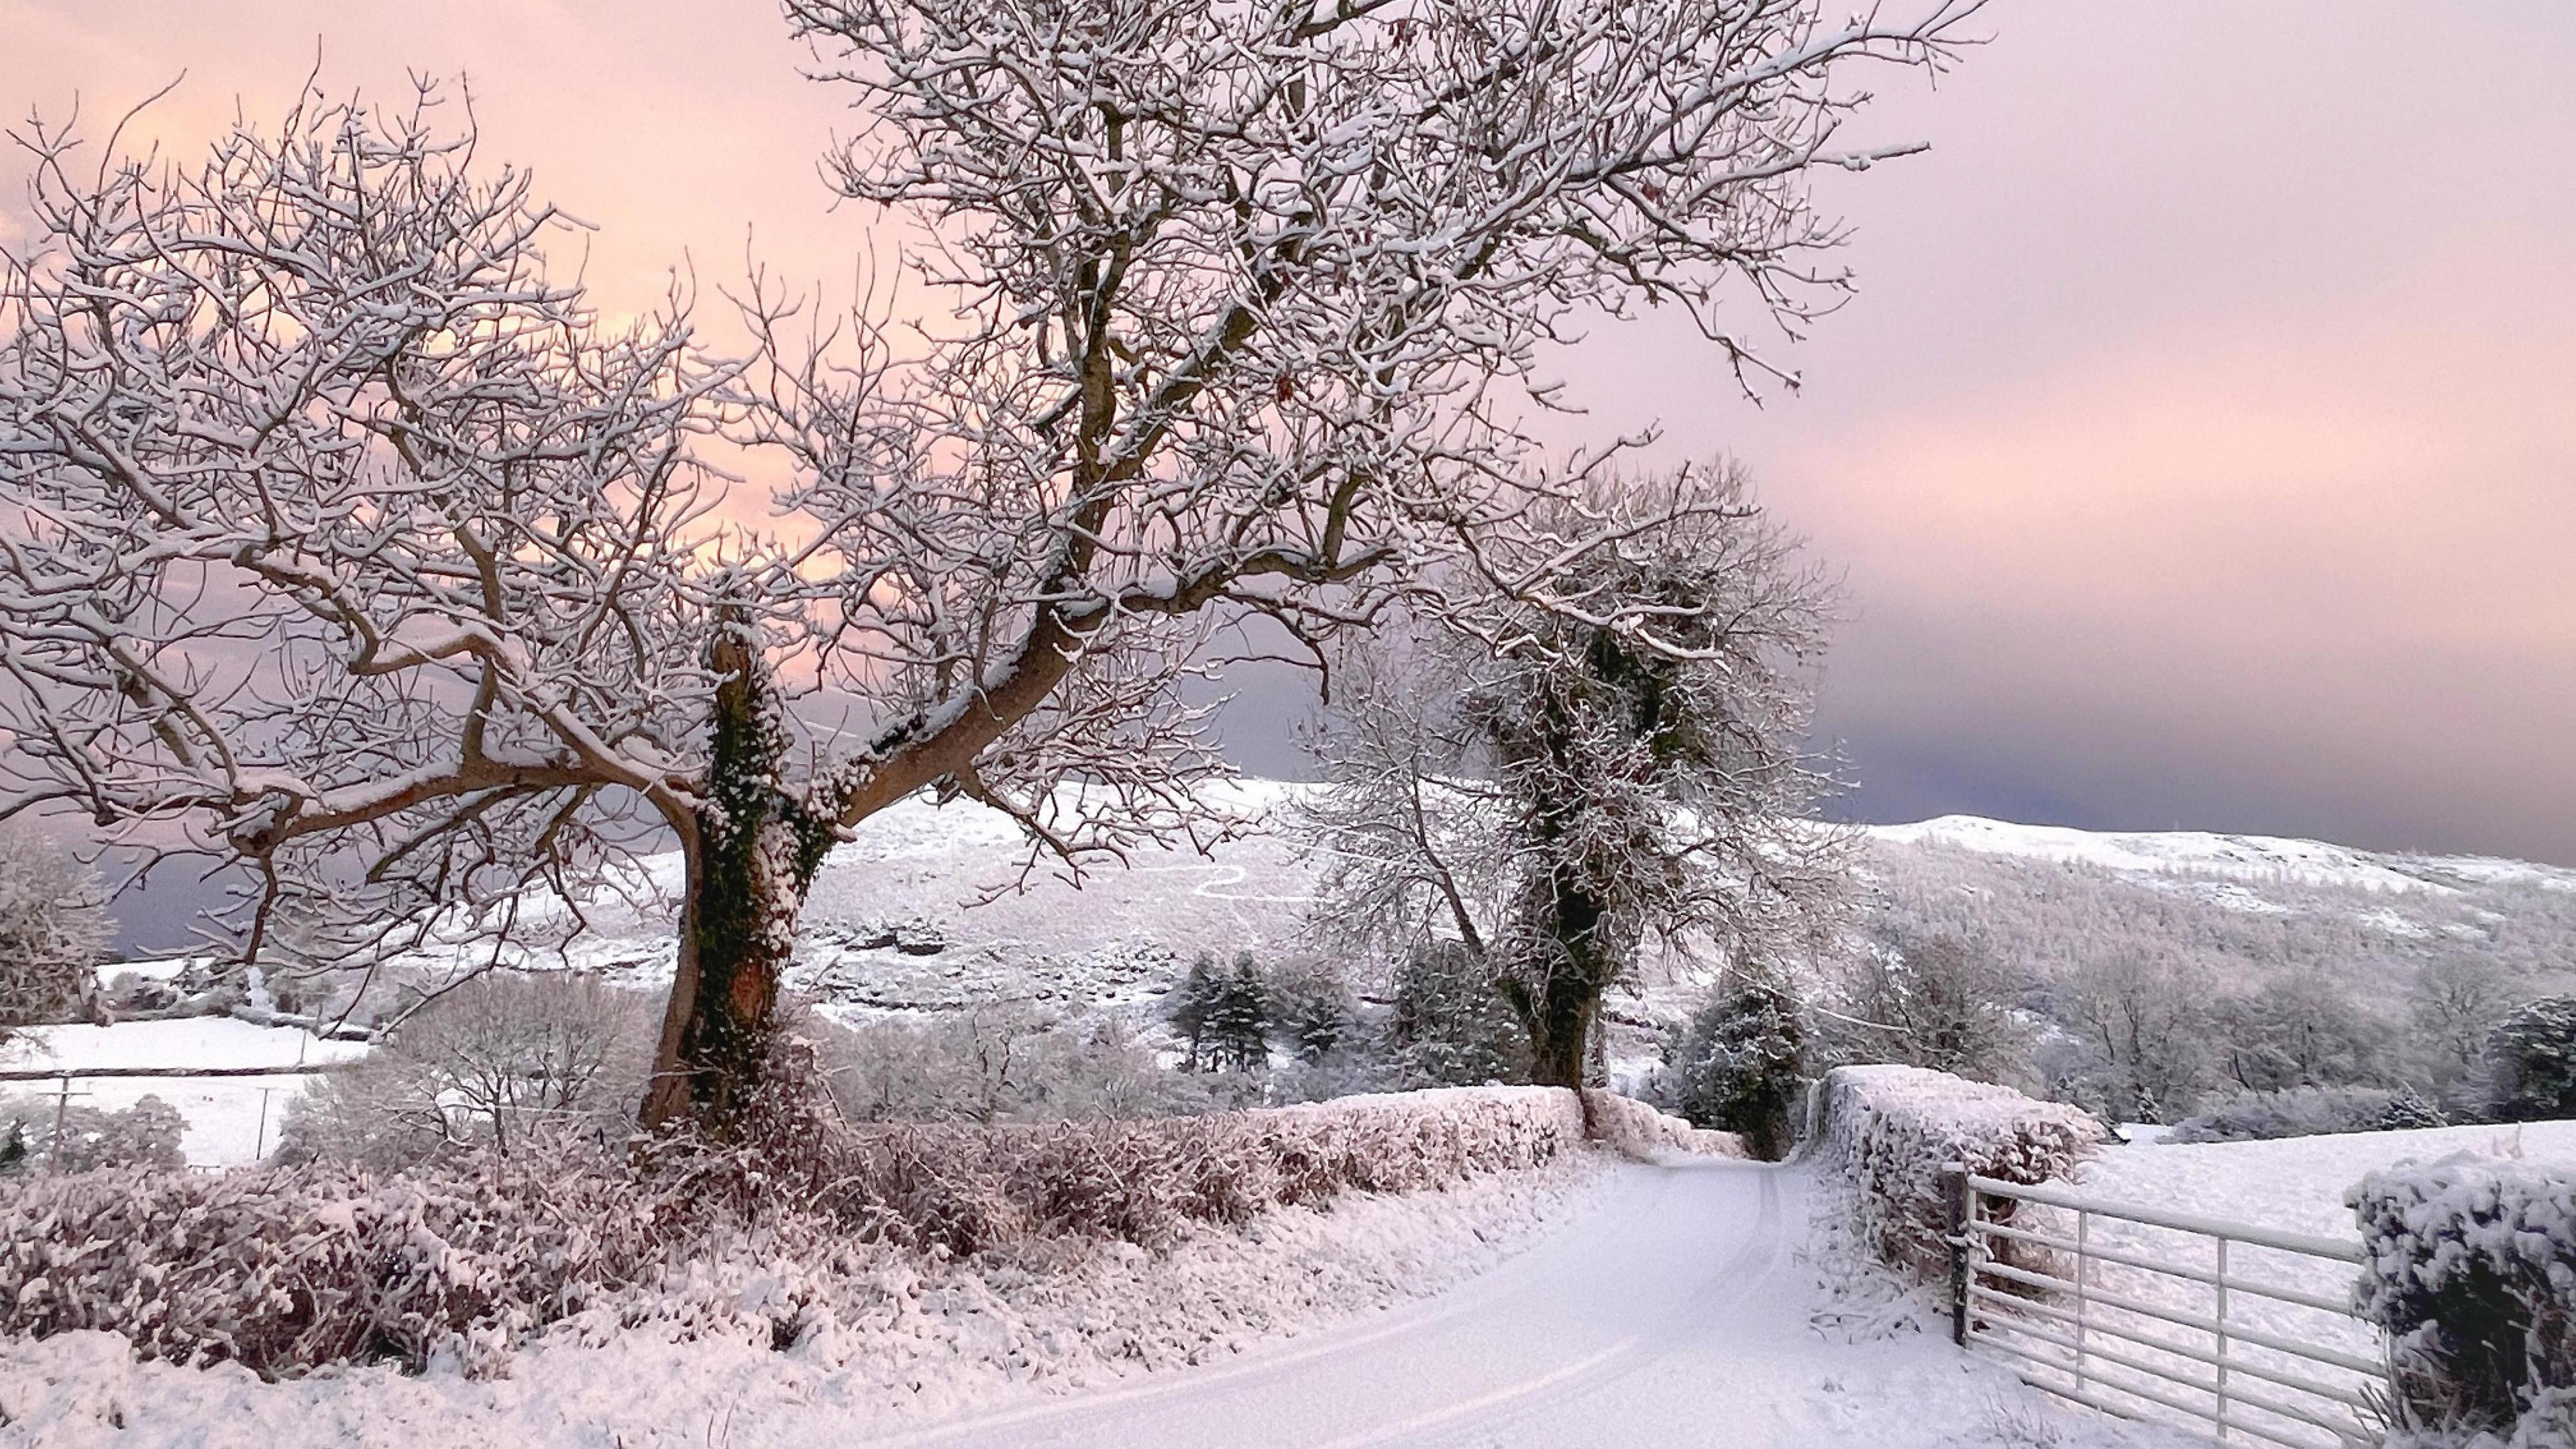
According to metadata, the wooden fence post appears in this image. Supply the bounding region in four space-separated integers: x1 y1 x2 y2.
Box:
1943 1161 1972 1346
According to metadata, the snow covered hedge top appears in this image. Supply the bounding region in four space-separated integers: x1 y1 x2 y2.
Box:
1581 1090 1751 1163
1815 1065 2106 1277
2351 1155 2576 1447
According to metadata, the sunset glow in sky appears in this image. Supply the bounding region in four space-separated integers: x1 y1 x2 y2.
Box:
5 0 2569 864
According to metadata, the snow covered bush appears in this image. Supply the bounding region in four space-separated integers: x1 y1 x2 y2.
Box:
1656 976 1807 1159
1813 1065 2106 1278
1583 1090 1750 1162
751 1061 1588 1258
0 824 107 1042
2170 1084 2450 1144
2352 1157 2576 1448
0 1093 184 1173
2485 997 2576 1124
280 974 653 1168
0 1149 710 1377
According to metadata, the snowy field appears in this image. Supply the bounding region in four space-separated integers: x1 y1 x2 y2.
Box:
1 1019 370 1167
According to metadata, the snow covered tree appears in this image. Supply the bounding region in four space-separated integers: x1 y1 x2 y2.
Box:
1303 463 1845 1086
0 0 1978 1135
0 824 107 1042
1825 929 2032 1086
2485 996 2576 1123
2210 969 2396 1093
1387 939 1529 1087
1167 953 1224 1071
1203 953 1273 1073
284 973 651 1167
2053 948 2217 1122
2413 953 2529 1094
1662 972 1807 1158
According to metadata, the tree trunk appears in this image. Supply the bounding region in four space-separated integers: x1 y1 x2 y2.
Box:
1526 981 1598 1089
1516 869 1615 1090
639 614 837 1136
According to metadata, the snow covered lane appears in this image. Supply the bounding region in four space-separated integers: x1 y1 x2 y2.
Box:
874 1162 2151 1449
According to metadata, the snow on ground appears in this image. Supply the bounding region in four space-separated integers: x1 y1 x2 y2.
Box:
1862 815 2491 893
2 1020 370 1167
0 1157 2188 1449
2074 1117 2576 1257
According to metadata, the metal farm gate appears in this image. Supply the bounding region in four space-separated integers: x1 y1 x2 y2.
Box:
1941 1167 2385 1448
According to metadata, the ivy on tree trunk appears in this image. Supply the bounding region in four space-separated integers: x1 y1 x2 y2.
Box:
639 614 837 1136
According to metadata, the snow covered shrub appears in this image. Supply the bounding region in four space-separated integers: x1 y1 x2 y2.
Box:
2352 1157 2576 1447
1658 976 1807 1158
1584 1089 1750 1161
0 1093 184 1173
0 824 107 1041
2485 997 2576 1124
1387 941 1532 1087
0 1150 708 1377
2169 1084 2451 1144
810 1007 1200 1125
751 1053 1584 1258
1814 1064 2106 1279
280 973 653 1167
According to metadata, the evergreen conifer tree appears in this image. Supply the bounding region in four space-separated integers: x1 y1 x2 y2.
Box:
2485 996 2576 1122
1665 975 1808 1159
1167 953 1222 1072
1205 953 1273 1073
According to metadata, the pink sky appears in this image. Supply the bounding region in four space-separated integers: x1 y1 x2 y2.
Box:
4 1 2570 863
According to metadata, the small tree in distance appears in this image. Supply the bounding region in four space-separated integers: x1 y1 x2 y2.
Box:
0 0 1980 1136
1167 954 1223 1072
2485 996 2576 1124
0 824 108 1044
1204 955 1274 1074
1662 973 1808 1159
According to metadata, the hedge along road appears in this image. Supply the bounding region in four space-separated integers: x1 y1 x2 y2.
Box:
861 1159 2171 1449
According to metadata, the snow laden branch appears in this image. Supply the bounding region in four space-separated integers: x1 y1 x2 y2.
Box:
764 0 1980 843
0 85 740 974
0 0 1975 1136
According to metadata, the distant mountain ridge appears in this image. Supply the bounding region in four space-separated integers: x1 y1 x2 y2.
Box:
1861 814 2576 897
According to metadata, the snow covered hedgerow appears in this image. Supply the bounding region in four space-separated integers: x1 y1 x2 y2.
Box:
745 1063 1589 1258
0 1150 712 1377
2351 1157 2576 1448
1582 1090 1752 1163
1813 1065 2107 1279
0 1081 1585 1381
2170 1085 2450 1144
